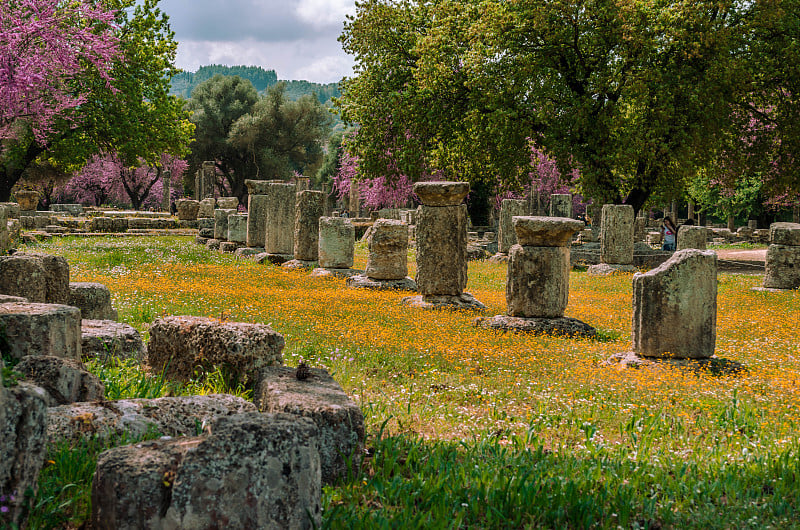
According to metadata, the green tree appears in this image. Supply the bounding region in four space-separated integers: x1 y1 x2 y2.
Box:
338 0 748 216
2 0 193 202
316 130 347 189
187 78 333 203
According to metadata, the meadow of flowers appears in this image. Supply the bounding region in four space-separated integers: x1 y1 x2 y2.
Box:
23 235 800 528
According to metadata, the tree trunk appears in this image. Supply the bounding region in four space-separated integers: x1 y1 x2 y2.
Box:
0 141 46 201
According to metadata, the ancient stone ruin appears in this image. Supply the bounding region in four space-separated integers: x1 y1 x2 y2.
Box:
588 204 636 275
284 190 325 269
402 182 485 310
550 193 572 218
759 222 800 290
347 219 416 290
677 225 708 250
311 216 361 278
490 198 527 262
263 181 297 264
476 216 595 337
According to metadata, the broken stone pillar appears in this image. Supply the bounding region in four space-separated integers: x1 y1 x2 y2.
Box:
245 179 269 248
201 161 215 199
197 198 215 219
176 199 200 221
15 190 39 212
748 219 758 230
263 182 296 263
677 225 707 250
349 181 360 217
295 176 311 191
213 208 237 241
161 169 171 212
497 199 528 255
634 216 648 242
347 219 416 290
227 213 248 245
761 222 800 290
632 249 717 358
550 194 572 218
476 217 594 336
216 196 238 209
284 190 324 269
0 205 8 252
311 217 360 278
401 182 485 310
595 204 635 273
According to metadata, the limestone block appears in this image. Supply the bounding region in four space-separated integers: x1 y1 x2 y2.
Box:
0 294 27 303
176 199 200 221
227 213 248 244
216 196 239 209
549 193 572 218
318 217 354 269
415 204 468 296
764 244 800 289
513 216 583 247
346 274 417 291
49 204 83 216
219 241 239 253
48 394 256 444
14 252 70 304
91 413 321 530
769 222 800 246
365 219 408 280
213 208 237 240
414 181 470 206
507 245 570 318
147 316 284 382
255 366 365 484
0 378 48 528
677 225 708 250
68 282 117 321
81 320 144 361
246 193 268 247
245 178 271 195
197 197 215 218
235 247 265 259
294 190 325 261
0 202 20 218
15 355 104 406
15 190 38 211
634 217 648 242
632 249 717 359
0 302 81 361
264 182 296 255
498 199 528 254
600 204 635 265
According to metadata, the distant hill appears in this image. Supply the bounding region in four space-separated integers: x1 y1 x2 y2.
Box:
169 65 341 106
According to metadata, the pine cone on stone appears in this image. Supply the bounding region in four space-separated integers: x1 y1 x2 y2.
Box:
295 361 310 381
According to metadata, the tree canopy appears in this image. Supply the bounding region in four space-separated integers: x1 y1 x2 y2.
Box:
186 76 334 203
337 0 782 215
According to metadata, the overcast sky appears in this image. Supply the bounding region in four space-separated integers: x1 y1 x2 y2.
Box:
158 0 357 83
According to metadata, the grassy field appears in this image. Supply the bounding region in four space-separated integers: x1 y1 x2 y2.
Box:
9 235 800 528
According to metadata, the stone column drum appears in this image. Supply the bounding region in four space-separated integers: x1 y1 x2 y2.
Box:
197 198 215 219
507 217 583 318
176 199 200 221
245 179 270 248
294 190 325 261
263 182 297 262
15 190 39 212
318 217 354 269
550 194 572 219
214 208 237 240
677 225 707 250
227 214 248 245
600 204 635 265
402 182 484 310
632 249 717 359
762 222 800 290
346 219 416 290
498 199 528 255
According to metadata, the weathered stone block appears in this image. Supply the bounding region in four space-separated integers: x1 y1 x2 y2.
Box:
414 182 470 206
68 282 117 320
91 413 321 530
81 320 143 361
147 316 284 382
294 190 325 261
513 216 583 247
48 394 257 444
176 199 200 221
0 302 81 362
15 190 39 211
255 366 364 485
197 197 215 218
769 222 800 246
214 208 237 240
0 202 20 218
228 213 248 244
600 204 635 264
318 217 354 269
764 244 800 289
264 182 296 255
247 193 268 248
507 245 570 318
549 193 572 218
216 196 239 209
677 225 707 250
365 219 408 280
632 249 717 359
0 252 70 304
15 355 103 406
415 204 468 296
498 199 528 254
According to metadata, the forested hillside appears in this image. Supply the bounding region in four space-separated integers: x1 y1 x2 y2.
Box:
170 65 341 105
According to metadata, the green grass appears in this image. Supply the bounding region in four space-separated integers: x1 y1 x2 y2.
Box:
14 235 800 529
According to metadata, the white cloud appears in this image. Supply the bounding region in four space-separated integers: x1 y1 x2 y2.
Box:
295 0 355 28
293 54 355 83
